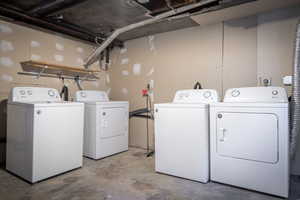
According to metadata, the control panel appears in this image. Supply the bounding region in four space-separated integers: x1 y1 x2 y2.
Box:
224 87 288 103
173 89 219 103
9 87 61 103
75 90 109 102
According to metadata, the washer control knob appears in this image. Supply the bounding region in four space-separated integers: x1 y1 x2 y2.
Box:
20 90 26 95
203 91 211 98
27 90 33 95
81 92 86 97
272 90 278 95
48 90 55 97
231 90 240 97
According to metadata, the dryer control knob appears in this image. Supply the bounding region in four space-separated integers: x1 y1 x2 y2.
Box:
203 91 211 98
80 92 86 97
231 90 240 97
48 90 55 97
20 90 26 95
272 90 278 95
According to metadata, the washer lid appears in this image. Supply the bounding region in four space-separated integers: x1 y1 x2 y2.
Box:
173 89 219 104
224 87 288 103
75 90 109 102
8 87 61 103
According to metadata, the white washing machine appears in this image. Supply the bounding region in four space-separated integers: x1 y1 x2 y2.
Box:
75 90 129 159
6 87 84 183
154 89 219 183
210 87 289 198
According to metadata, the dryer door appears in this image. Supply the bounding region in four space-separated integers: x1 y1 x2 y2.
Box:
216 112 278 163
100 107 127 138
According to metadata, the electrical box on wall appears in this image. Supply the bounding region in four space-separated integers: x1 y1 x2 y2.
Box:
283 76 292 86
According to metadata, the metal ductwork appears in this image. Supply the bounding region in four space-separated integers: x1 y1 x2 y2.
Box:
83 0 219 68
291 21 300 175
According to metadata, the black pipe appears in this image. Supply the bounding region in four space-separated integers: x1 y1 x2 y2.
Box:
0 4 95 43
28 0 88 16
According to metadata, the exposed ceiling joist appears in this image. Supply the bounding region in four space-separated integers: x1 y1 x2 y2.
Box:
28 0 88 16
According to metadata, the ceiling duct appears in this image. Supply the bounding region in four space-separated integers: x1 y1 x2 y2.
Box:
84 0 219 68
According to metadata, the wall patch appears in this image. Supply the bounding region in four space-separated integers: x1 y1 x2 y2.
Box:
122 70 129 76
76 47 84 53
120 48 127 54
121 58 129 65
0 24 12 34
0 57 14 67
0 40 14 52
148 35 156 51
122 88 128 95
76 58 84 65
146 67 154 76
106 74 110 83
31 54 41 61
30 41 40 48
0 74 13 82
107 88 111 96
133 63 142 75
54 55 64 62
56 43 64 51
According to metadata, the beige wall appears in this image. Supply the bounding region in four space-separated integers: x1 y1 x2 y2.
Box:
109 6 300 149
0 20 109 163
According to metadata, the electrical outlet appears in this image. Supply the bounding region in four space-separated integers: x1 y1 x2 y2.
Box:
258 77 272 86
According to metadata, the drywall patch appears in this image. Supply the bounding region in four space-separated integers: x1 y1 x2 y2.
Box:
31 54 41 61
146 67 154 76
76 58 84 65
92 81 99 87
133 63 142 75
54 55 64 62
56 43 64 51
122 70 129 76
0 57 14 67
0 40 14 52
121 58 129 65
120 48 127 54
122 88 128 95
0 74 13 82
0 24 12 34
31 41 40 48
106 74 110 83
106 88 111 96
76 47 84 53
148 35 156 51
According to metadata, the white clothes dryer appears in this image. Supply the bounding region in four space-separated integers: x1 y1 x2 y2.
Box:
210 87 289 198
75 90 128 159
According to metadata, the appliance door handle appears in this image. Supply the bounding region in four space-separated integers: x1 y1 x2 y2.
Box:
219 128 226 142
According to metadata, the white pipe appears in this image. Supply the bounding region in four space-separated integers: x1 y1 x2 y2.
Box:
84 0 219 68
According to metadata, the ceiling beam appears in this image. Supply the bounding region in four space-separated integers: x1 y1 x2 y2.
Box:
27 0 89 16
0 4 96 43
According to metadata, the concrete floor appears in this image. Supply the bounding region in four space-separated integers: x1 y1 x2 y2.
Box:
0 148 299 200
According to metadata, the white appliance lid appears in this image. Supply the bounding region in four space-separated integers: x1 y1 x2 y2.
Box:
224 87 288 103
173 89 219 103
75 90 109 102
8 87 61 103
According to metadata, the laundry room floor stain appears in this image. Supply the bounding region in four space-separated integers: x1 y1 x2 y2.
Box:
0 148 299 200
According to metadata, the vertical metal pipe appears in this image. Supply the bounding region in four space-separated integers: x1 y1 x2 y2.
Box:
291 22 300 175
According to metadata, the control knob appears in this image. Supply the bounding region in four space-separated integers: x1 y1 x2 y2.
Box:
231 89 240 97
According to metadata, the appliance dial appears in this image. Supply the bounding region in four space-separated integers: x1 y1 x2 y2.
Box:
81 92 86 97
272 90 278 95
20 90 26 95
231 90 240 97
203 91 211 98
48 90 55 97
